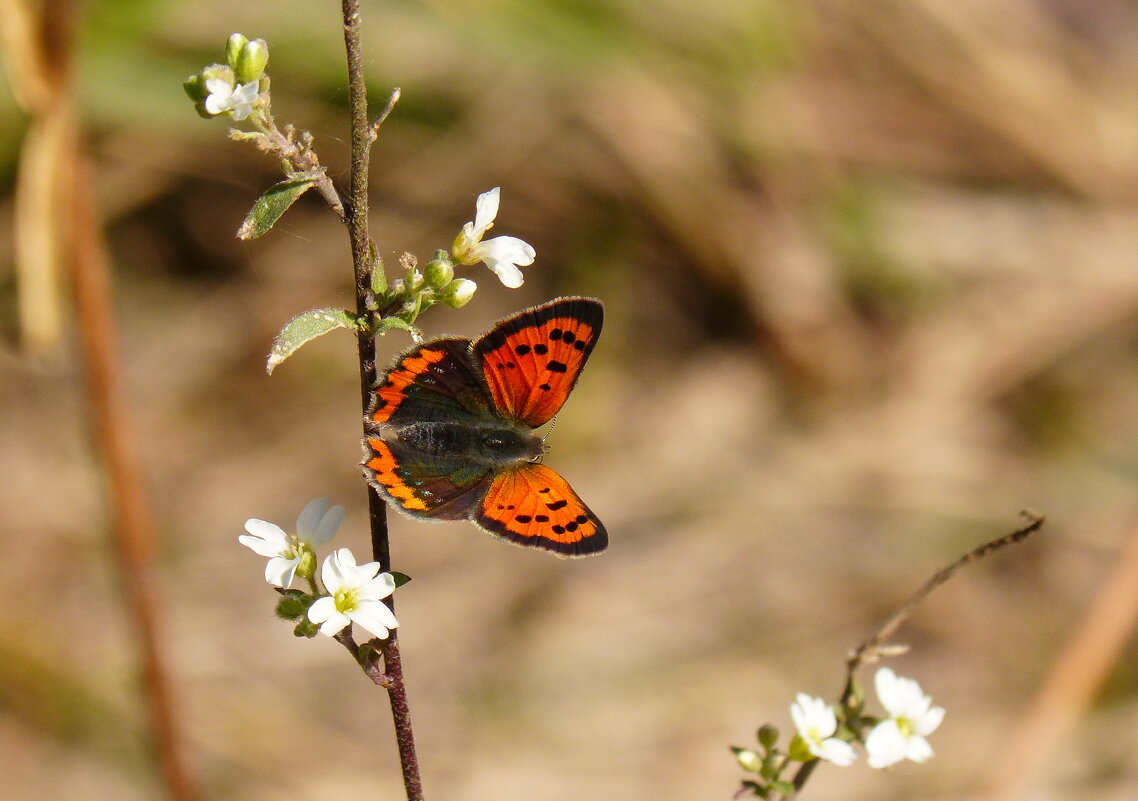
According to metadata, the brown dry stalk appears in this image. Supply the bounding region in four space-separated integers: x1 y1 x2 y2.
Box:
6 2 201 799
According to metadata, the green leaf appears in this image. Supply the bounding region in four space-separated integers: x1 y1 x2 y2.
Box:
237 177 318 240
389 571 412 588
267 307 360 374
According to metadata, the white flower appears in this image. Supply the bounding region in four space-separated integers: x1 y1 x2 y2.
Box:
451 187 536 288
307 548 399 640
203 77 259 120
865 668 945 769
790 694 858 766
239 498 344 588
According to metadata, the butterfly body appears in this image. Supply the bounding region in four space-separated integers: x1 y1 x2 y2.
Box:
362 297 607 557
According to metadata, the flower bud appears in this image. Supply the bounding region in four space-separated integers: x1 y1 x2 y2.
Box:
225 33 249 69
235 38 270 85
734 748 761 773
183 73 208 103
441 278 477 308
423 256 454 289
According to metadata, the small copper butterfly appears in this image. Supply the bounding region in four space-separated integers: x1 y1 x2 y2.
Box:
362 297 607 557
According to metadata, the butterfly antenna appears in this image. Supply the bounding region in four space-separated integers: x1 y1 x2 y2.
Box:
539 417 558 455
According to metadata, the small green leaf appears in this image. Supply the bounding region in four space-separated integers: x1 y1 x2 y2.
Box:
389 571 412 588
369 240 386 295
237 177 317 240
738 780 764 797
267 307 360 374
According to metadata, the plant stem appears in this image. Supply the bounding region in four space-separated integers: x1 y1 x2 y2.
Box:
340 2 424 799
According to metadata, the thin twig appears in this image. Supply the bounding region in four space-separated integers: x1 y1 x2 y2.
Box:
370 87 402 140
844 509 1045 684
340 2 424 800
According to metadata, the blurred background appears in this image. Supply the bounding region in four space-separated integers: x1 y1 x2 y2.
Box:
3 0 1138 799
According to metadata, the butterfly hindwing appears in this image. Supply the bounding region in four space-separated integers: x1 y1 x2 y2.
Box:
364 338 499 518
362 436 495 520
367 338 492 427
474 297 603 427
474 462 608 557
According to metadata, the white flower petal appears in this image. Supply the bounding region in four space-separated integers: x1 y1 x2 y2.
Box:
240 519 290 555
918 705 946 736
480 235 535 267
204 94 228 114
308 596 351 636
816 737 857 766
296 498 344 545
876 668 932 718
320 547 351 592
312 505 344 545
264 555 300 588
472 187 501 234
232 81 259 103
349 599 400 640
296 498 330 538
865 719 907 769
791 694 838 740
357 571 397 602
903 735 934 764
484 260 523 288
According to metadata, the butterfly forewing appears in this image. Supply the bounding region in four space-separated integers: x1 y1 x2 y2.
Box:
475 462 608 557
474 297 603 427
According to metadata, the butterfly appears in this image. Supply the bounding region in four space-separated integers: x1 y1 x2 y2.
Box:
362 297 607 557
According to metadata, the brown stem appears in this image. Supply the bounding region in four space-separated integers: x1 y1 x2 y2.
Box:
340 2 423 799
842 509 1045 690
239 121 345 219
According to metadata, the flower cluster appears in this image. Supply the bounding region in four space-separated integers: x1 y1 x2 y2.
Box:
397 186 537 312
240 499 399 641
184 34 269 122
734 668 945 796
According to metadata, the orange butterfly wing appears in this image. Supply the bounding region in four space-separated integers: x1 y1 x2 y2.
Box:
474 297 603 427
475 462 607 557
